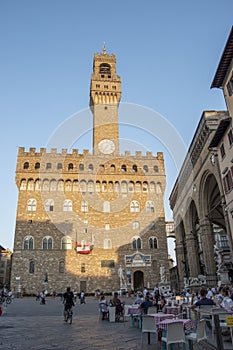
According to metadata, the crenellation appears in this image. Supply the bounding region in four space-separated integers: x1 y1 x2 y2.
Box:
136 151 142 157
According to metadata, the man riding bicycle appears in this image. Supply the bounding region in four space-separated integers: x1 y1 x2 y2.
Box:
63 287 75 322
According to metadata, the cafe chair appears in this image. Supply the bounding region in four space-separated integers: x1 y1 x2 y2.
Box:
161 321 187 350
123 304 131 321
186 319 207 350
141 315 158 345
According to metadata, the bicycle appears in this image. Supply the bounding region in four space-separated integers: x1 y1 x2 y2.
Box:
65 307 73 324
0 296 12 305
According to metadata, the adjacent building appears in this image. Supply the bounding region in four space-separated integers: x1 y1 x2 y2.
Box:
169 28 233 290
0 245 12 288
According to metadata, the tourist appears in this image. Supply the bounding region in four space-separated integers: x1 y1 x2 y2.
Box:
140 295 153 314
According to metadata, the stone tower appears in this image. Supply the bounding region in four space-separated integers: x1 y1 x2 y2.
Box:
90 46 121 155
10 48 169 295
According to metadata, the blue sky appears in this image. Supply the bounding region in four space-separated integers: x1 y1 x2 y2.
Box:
0 0 232 250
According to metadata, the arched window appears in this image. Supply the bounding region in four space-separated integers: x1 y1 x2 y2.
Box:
42 236 53 250
57 163 62 170
81 201 88 212
121 164 127 172
154 165 159 172
135 182 141 193
104 238 112 249
80 180 86 192
65 180 72 191
45 199 54 212
88 164 93 172
79 163 84 171
156 182 162 194
63 200 72 212
130 200 140 212
27 199 36 211
128 181 134 193
142 182 148 192
73 180 79 191
35 179 41 191
29 260 34 273
114 181 120 192
108 181 113 192
59 260 65 273
42 179 49 191
61 236 72 250
149 182 156 192
132 165 137 172
103 201 110 213
20 179 27 190
96 181 100 192
23 162 29 169
143 165 148 173
102 181 107 192
23 236 34 250
133 221 140 230
110 164 116 172
57 180 64 191
146 201 155 213
132 236 142 250
87 181 94 193
35 162 40 169
27 179 34 190
68 163 73 170
46 162 52 170
50 179 57 191
121 181 127 193
149 237 158 249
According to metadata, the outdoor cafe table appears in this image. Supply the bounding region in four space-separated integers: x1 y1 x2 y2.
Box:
157 318 194 332
146 313 175 344
165 305 181 315
128 307 142 328
147 313 175 325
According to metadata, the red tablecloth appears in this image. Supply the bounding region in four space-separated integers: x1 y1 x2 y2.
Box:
128 307 142 315
165 306 181 315
147 313 175 325
157 318 194 331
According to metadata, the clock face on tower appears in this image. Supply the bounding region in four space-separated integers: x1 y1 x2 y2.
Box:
98 139 115 154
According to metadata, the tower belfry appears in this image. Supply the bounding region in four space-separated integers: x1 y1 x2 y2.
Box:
90 47 121 155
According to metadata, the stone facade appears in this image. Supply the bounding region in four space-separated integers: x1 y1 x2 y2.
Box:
10 48 169 295
0 246 12 288
169 28 233 290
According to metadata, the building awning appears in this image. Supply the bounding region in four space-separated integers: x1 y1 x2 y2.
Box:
211 27 233 89
209 118 231 148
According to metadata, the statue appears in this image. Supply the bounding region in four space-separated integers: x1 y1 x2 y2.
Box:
118 265 126 288
159 265 166 283
214 242 224 272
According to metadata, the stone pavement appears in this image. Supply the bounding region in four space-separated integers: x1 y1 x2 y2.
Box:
0 296 160 350
0 296 225 350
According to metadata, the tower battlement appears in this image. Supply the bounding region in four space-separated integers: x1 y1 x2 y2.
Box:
17 146 163 160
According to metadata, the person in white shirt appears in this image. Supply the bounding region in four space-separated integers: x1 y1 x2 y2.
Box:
221 287 233 311
206 288 213 299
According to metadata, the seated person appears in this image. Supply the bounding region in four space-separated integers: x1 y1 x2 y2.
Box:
140 296 153 314
99 294 108 320
112 292 123 319
191 288 215 309
191 288 215 329
158 295 167 312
